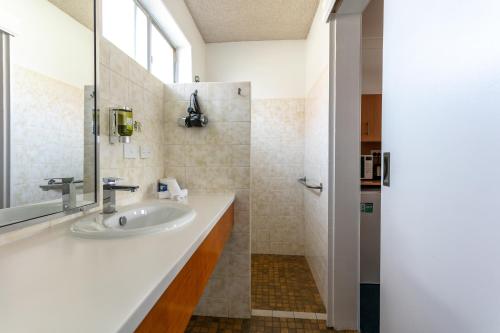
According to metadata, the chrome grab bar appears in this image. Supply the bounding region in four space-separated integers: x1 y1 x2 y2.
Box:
298 177 323 192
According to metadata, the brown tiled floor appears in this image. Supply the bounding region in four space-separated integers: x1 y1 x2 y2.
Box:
252 254 326 313
185 315 354 333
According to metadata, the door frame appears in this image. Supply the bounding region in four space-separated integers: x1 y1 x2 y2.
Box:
326 0 369 330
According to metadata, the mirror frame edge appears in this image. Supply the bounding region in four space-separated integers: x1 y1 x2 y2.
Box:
0 0 102 234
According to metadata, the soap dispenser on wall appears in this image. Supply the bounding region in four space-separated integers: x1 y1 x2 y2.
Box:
109 107 134 143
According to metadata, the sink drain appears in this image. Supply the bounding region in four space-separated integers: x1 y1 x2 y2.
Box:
119 216 127 226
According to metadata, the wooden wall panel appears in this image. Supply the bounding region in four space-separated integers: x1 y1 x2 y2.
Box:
136 204 234 333
361 94 382 142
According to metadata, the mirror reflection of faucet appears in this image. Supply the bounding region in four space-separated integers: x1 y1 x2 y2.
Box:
102 177 139 214
39 178 83 212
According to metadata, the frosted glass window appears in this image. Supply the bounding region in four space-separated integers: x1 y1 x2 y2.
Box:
134 6 148 69
151 25 174 84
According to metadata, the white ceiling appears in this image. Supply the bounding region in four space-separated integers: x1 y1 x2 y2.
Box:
48 0 93 30
184 0 320 43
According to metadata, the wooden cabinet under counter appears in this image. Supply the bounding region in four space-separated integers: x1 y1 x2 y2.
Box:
136 203 234 333
361 94 382 142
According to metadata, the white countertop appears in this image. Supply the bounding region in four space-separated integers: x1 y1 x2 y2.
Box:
0 194 235 333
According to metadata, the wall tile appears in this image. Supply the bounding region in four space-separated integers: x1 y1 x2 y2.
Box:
235 189 250 212
108 41 129 75
109 71 128 106
231 145 251 166
163 122 187 145
227 123 251 145
128 58 146 87
304 69 329 306
128 82 144 113
234 211 250 234
230 167 251 189
250 99 305 256
164 145 186 167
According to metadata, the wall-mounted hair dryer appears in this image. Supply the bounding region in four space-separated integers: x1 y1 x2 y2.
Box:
177 90 208 128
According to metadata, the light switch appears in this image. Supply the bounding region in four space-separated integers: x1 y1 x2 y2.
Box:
123 143 139 159
140 145 152 159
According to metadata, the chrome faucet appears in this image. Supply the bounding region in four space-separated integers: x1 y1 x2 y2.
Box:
40 177 79 212
102 177 139 214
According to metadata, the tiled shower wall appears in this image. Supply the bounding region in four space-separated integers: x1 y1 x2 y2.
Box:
251 99 305 255
163 82 251 318
99 38 165 205
304 69 329 304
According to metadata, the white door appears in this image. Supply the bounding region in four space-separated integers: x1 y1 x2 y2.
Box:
381 1 500 332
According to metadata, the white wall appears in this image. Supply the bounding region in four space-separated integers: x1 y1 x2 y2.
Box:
206 41 305 99
306 0 330 94
0 0 94 88
381 0 500 332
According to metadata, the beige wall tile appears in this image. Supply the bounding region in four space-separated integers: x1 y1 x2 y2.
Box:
304 69 329 306
108 41 129 75
231 145 251 167
250 99 305 256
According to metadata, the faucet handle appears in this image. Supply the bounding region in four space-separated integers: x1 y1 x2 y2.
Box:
102 177 122 185
45 177 75 184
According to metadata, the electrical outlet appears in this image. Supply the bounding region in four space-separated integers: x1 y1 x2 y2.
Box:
123 143 139 159
140 145 152 159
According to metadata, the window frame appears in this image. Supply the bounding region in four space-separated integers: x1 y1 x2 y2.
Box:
104 0 177 83
133 3 149 69
134 0 176 83
149 21 176 84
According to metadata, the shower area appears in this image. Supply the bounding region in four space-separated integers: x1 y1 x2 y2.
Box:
249 72 330 319
189 0 333 326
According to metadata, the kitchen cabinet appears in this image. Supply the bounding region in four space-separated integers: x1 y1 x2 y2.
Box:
361 94 382 142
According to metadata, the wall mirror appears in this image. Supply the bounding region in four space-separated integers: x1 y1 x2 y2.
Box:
0 0 97 229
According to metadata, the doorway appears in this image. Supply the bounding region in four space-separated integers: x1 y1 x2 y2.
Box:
359 1 383 332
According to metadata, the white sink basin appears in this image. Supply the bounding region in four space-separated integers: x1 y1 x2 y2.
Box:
70 202 196 239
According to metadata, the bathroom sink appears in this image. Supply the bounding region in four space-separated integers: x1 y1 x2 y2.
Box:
70 202 196 239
